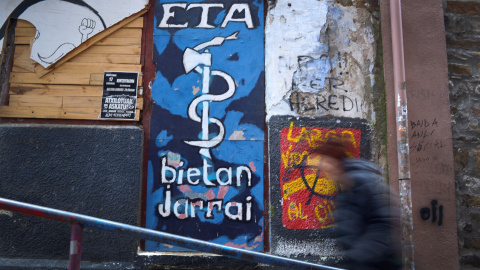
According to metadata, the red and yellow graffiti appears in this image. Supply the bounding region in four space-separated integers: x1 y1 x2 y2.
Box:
280 122 361 229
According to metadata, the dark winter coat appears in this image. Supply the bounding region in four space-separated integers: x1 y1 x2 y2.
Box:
334 158 400 270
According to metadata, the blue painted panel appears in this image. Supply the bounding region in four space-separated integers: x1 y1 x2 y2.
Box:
146 0 264 251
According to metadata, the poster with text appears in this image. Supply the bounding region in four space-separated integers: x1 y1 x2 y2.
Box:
101 71 138 120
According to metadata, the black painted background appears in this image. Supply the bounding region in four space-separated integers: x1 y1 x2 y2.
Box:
0 124 143 264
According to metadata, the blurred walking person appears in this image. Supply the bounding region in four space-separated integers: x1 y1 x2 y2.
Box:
312 138 401 270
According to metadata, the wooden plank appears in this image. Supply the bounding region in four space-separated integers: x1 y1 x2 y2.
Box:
89 73 104 85
90 74 143 86
9 95 62 107
10 72 91 85
54 62 142 74
83 45 141 55
109 28 142 39
13 46 35 72
125 17 144 28
61 107 103 120
62 108 140 121
14 45 29 56
0 106 140 121
16 20 35 28
34 62 49 77
14 36 32 45
1 19 16 105
10 84 103 96
12 66 33 73
33 40 142 77
63 96 143 109
63 96 100 108
0 106 61 119
95 37 142 46
37 7 148 77
15 27 36 37
69 53 141 64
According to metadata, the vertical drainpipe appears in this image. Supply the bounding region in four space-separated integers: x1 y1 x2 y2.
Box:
389 0 415 269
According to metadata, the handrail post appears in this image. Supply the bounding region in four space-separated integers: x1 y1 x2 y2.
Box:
68 223 83 270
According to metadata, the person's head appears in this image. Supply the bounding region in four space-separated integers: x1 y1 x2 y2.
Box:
313 137 348 161
311 138 348 182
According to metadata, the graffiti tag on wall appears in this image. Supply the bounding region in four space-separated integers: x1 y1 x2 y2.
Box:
288 55 365 115
420 200 443 226
409 117 453 177
146 0 264 252
280 122 361 229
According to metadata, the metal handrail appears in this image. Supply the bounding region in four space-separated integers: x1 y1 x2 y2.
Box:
0 197 344 270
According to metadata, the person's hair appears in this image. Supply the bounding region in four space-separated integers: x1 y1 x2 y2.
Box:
312 137 348 161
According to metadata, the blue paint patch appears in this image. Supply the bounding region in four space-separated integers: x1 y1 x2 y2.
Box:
330 6 342 21
293 56 332 93
214 10 227 25
156 131 173 147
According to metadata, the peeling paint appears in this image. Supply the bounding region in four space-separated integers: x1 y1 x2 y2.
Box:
228 130 246 140
273 238 340 258
166 151 181 168
249 161 257 172
0 210 13 217
192 85 200 95
266 0 377 121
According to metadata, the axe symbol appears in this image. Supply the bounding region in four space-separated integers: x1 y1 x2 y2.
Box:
181 32 239 159
182 31 239 74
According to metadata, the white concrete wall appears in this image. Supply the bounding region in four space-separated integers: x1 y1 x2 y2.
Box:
266 0 378 122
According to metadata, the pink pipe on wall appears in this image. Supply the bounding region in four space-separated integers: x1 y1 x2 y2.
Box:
389 0 415 269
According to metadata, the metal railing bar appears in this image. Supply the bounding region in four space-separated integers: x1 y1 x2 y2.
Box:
0 197 344 270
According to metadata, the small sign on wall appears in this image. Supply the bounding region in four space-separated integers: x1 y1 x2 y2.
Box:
101 71 138 120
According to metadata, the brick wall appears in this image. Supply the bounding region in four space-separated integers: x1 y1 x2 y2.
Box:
445 1 480 268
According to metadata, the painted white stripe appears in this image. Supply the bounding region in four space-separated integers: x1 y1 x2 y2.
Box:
70 240 77 255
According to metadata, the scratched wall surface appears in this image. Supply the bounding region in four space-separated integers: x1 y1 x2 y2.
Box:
269 116 370 259
266 0 383 261
266 0 379 122
146 0 265 251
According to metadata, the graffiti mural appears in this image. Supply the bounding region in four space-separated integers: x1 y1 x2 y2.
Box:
0 0 148 67
280 123 361 229
146 0 264 251
269 116 369 255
